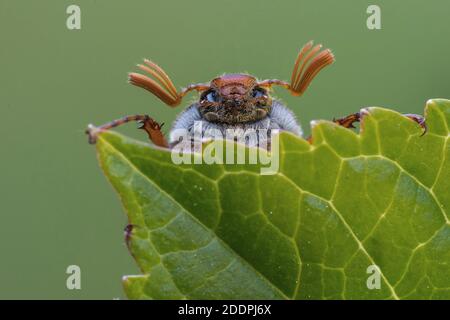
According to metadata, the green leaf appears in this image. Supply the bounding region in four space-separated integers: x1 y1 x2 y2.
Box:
96 99 450 299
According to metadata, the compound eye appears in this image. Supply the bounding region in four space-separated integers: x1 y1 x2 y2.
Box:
204 91 218 102
252 87 266 98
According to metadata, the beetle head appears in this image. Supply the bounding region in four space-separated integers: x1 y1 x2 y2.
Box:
198 74 272 124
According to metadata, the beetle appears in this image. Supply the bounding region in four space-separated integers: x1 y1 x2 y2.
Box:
86 41 426 148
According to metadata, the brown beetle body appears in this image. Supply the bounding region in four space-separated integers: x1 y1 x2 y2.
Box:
87 41 337 147
87 40 427 151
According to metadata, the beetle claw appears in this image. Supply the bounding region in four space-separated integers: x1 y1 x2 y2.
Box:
333 112 361 129
124 224 134 249
403 113 427 136
85 124 102 144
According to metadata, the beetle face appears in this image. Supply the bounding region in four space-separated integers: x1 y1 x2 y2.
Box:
198 74 272 124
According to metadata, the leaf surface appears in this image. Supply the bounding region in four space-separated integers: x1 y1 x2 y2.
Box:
96 99 450 299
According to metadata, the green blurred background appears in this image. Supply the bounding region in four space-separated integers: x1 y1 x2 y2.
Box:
1 0 449 299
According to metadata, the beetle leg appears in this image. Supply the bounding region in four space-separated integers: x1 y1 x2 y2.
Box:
137 116 169 148
86 114 169 148
333 112 361 129
333 112 427 136
403 113 427 136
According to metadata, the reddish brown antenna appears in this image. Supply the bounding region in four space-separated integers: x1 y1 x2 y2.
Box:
258 41 335 96
128 59 208 107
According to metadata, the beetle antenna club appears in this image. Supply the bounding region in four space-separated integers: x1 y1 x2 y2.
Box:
128 59 209 107
258 41 335 96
